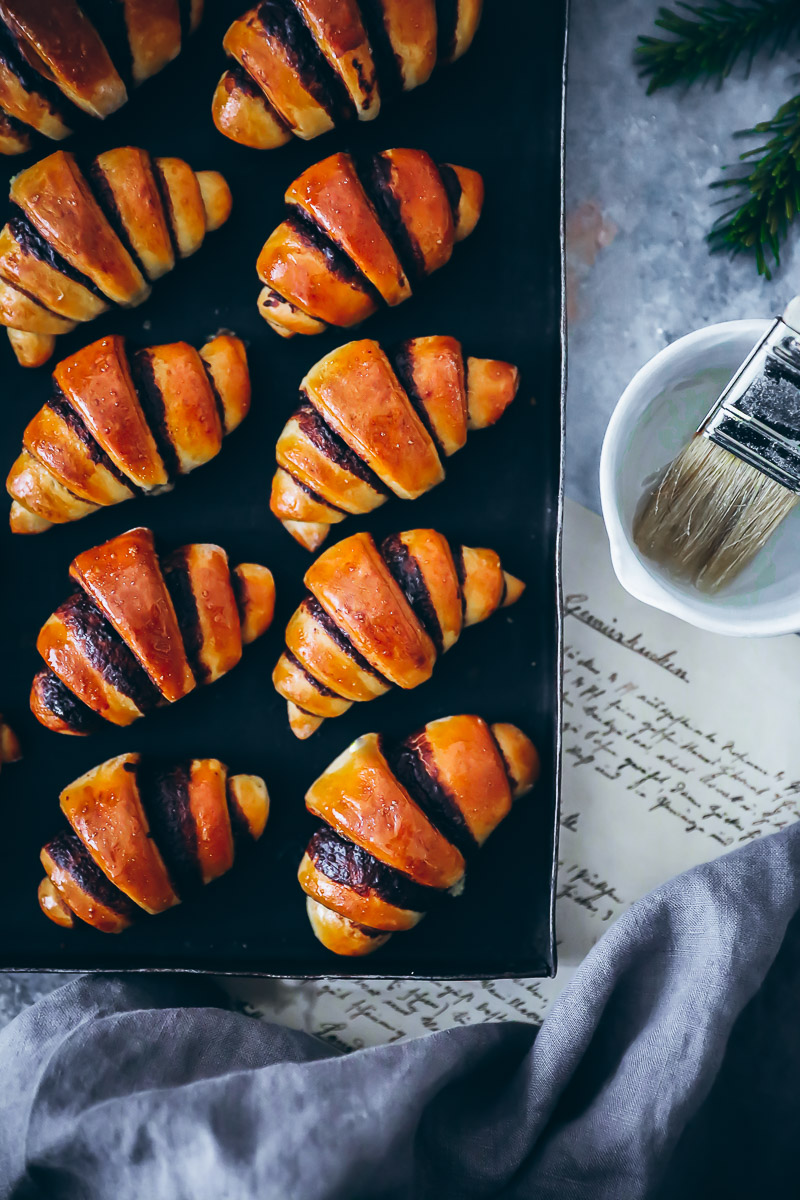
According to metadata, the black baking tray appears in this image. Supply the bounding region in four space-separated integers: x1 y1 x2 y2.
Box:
0 0 566 978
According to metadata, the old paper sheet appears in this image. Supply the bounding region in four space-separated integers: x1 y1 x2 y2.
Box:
231 499 800 1046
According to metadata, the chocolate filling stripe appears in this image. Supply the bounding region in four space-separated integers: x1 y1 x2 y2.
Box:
35 667 105 733
304 597 390 685
285 469 348 516
7 210 108 302
57 590 163 712
308 825 442 911
284 647 345 698
135 758 202 899
358 0 404 99
152 159 181 260
380 534 444 656
162 550 205 683
295 398 390 495
130 349 181 481
384 736 479 859
45 829 137 918
286 209 381 303
487 726 516 794
89 162 150 283
199 357 229 435
0 19 76 127
450 541 467 614
49 383 139 494
0 272 71 320
391 344 446 457
356 152 426 287
256 0 355 125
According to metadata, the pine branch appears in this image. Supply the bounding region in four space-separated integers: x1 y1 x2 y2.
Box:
636 0 800 93
707 93 800 278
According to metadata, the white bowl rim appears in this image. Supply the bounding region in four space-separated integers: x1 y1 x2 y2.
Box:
598 317 800 638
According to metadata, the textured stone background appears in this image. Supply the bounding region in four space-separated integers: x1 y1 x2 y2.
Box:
3 0 799 1029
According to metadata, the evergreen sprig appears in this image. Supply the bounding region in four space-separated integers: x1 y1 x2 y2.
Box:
636 0 800 93
708 95 800 277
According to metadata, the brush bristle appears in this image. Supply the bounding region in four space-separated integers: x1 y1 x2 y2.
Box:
633 436 799 592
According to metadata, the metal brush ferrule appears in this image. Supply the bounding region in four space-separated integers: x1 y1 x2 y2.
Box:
701 314 800 493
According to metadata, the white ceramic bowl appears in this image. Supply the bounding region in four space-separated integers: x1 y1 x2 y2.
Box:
599 317 800 637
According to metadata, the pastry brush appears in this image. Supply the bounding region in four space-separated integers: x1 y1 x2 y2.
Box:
634 297 800 592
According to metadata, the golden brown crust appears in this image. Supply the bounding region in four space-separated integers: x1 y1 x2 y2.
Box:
200 334 251 432
7 450 99 526
0 111 29 154
227 774 270 841
5 329 54 368
40 846 132 933
92 148 175 282
306 896 390 956
293 0 379 118
138 342 222 473
467 358 521 430
375 148 454 277
413 714 512 845
299 852 421 932
212 69 292 150
400 335 467 456
0 278 76 335
164 545 242 685
0 225 108 324
21 404 133 508
233 563 276 644
187 758 235 885
378 0 438 89
0 61 71 141
305 732 466 888
123 0 182 85
38 875 75 929
284 599 390 702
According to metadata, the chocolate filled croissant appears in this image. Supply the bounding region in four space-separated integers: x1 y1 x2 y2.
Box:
38 751 268 933
0 147 231 367
273 528 525 738
212 0 482 151
256 148 483 338
7 333 250 534
271 336 519 551
299 714 539 956
0 0 203 156
31 526 275 735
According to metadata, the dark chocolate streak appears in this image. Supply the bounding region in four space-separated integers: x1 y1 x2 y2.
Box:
199 356 229 435
437 163 463 218
435 0 460 64
45 829 137 918
390 343 441 453
89 162 149 282
57 591 163 712
385 735 478 860
295 398 389 495
357 153 426 286
152 160 180 259
130 349 180 481
7 211 107 301
285 209 380 302
450 540 467 614
284 647 344 698
257 0 355 124
285 469 348 515
226 778 254 846
162 551 206 683
77 0 134 89
380 534 444 656
303 597 389 684
486 726 516 793
357 0 404 100
230 567 247 633
308 825 440 912
49 383 136 493
35 667 103 733
135 758 202 898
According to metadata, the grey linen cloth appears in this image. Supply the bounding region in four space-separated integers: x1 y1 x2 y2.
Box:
2 823 800 1200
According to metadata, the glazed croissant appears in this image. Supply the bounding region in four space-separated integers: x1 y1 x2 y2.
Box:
38 751 268 933
7 333 250 534
256 149 483 338
0 0 203 156
272 336 519 551
31 526 275 735
0 147 231 367
213 0 482 151
299 714 539 956
273 528 525 738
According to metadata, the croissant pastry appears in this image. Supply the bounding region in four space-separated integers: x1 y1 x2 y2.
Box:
212 0 482 151
256 148 483 338
31 526 275 735
7 332 250 534
0 716 21 770
38 751 268 933
0 147 231 367
299 714 538 956
273 528 524 738
0 0 203 156
271 336 519 551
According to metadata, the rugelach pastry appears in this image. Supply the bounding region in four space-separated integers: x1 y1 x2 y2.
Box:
0 147 231 366
213 0 482 150
7 333 250 533
271 336 519 550
0 0 203 156
38 752 268 933
273 528 525 738
256 148 483 337
31 527 275 734
299 714 539 956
